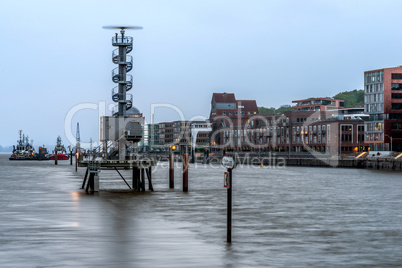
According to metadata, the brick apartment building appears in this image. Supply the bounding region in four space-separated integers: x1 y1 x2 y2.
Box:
209 94 368 155
364 66 402 151
209 93 258 150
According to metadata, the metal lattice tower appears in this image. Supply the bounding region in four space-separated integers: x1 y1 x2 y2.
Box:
76 122 80 142
103 26 142 116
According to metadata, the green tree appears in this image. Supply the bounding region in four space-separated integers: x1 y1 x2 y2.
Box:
333 89 364 107
258 105 292 114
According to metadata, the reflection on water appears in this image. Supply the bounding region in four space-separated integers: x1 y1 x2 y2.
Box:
0 153 402 267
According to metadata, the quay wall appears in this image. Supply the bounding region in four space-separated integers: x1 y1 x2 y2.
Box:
144 153 402 171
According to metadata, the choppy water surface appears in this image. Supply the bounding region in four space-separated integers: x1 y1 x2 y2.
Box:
0 153 402 267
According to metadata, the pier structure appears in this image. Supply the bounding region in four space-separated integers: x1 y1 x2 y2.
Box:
77 26 157 193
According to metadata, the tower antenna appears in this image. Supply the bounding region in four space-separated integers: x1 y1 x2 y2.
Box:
76 122 81 142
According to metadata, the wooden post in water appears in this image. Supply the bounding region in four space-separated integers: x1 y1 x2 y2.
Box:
55 148 58 165
227 168 232 243
146 166 154 191
169 153 174 188
183 153 188 192
75 153 78 171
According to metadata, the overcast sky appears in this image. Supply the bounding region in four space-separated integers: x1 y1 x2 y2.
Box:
1 0 402 147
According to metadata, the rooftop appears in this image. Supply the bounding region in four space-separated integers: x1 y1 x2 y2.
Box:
212 92 236 103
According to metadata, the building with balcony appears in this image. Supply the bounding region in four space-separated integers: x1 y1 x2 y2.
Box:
209 93 258 151
209 93 368 155
292 98 344 111
364 66 402 151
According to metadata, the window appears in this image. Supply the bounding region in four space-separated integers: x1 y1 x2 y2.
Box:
391 103 402 110
389 113 402 120
327 125 330 142
228 111 233 115
392 93 402 99
391 83 402 90
392 73 402 79
391 123 402 130
222 111 226 115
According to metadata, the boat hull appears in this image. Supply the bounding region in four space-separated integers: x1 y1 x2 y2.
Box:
49 154 69 160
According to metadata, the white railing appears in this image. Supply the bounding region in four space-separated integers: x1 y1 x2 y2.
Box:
112 36 133 45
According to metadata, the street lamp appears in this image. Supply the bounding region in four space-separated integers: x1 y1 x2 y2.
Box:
384 134 393 152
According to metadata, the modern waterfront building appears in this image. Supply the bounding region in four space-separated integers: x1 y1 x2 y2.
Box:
158 120 210 154
292 97 344 111
209 93 368 155
364 66 402 151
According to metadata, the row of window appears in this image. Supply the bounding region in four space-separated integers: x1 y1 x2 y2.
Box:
365 103 384 113
391 123 402 130
366 133 383 142
365 71 384 84
365 83 383 93
391 83 402 90
392 93 402 99
365 122 383 132
392 73 402 79
365 93 383 103
221 111 257 115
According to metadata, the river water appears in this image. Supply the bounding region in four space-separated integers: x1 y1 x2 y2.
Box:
0 153 401 267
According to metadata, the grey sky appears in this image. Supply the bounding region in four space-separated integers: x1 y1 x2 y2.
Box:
1 0 401 147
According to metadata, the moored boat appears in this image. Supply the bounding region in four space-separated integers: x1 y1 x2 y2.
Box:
49 136 69 160
9 130 37 160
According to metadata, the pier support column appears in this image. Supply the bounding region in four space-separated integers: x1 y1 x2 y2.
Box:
146 166 154 191
141 168 145 192
93 173 99 192
132 167 139 190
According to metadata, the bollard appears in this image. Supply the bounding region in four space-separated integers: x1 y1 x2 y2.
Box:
169 153 174 188
183 153 188 192
55 149 58 165
70 151 73 165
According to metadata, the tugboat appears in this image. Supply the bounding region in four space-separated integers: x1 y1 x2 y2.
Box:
9 130 37 160
50 136 69 160
37 146 50 160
